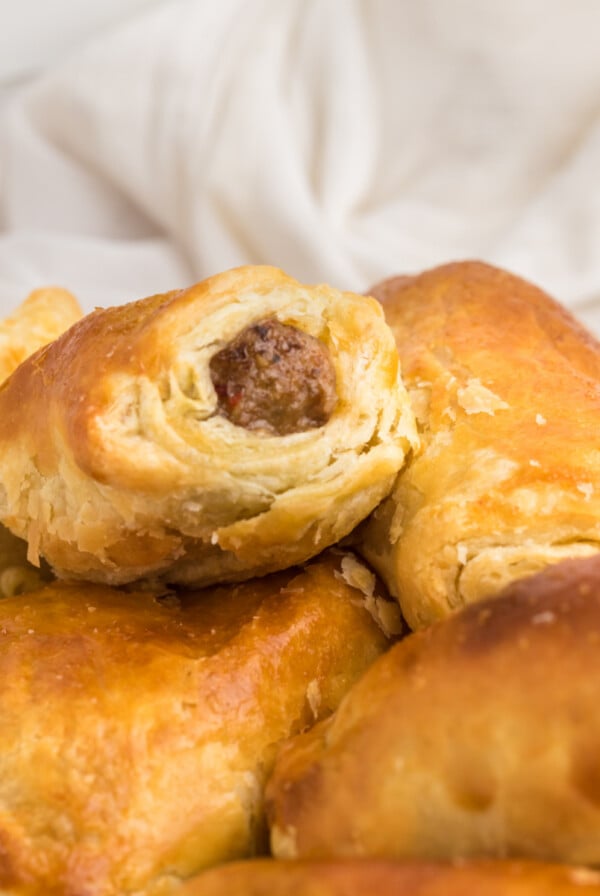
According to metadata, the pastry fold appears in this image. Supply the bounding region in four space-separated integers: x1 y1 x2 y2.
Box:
0 550 394 896
357 261 600 628
0 265 417 586
182 859 600 895
266 555 600 866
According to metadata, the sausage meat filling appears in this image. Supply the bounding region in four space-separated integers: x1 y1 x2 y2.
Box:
209 318 337 435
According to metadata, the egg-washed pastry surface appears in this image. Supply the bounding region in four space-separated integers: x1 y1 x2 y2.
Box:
0 265 417 587
180 858 600 895
357 260 600 629
266 555 600 866
0 286 82 596
0 550 395 896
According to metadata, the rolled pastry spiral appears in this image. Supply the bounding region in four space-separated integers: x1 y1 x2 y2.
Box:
0 266 417 587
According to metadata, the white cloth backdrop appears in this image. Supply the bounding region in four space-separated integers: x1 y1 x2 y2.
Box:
2 0 600 333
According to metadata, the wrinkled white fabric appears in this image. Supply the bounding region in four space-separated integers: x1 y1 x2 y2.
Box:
2 0 600 333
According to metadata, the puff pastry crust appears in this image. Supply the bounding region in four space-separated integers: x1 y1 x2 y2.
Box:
0 265 417 586
266 555 600 866
0 286 81 383
0 550 393 896
184 859 600 895
357 261 600 628
0 287 82 597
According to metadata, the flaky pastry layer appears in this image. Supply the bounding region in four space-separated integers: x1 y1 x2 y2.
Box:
0 266 417 586
0 286 82 596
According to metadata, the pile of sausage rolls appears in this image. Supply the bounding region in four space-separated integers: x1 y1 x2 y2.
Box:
0 261 599 896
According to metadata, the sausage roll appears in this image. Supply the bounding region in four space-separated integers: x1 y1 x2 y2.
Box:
266 555 600 866
0 286 82 596
0 285 82 382
0 550 396 896
357 261 600 628
0 265 417 587
181 859 600 896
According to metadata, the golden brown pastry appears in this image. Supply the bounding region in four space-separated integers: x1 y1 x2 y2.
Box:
0 286 82 597
357 261 600 628
181 858 600 895
267 555 600 866
0 265 417 587
0 549 396 896
0 286 82 382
